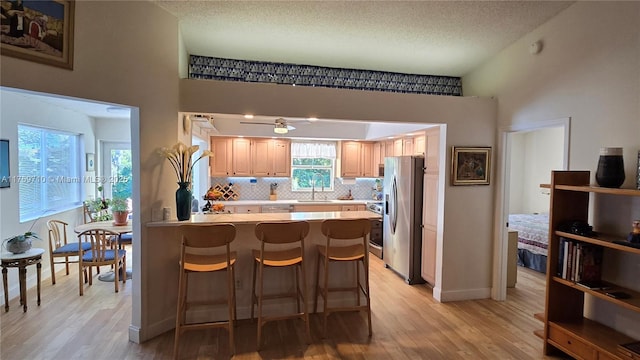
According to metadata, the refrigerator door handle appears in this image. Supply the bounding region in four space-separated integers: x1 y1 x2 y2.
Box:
390 176 398 234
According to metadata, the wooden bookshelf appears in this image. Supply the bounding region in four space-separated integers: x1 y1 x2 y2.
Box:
543 171 640 360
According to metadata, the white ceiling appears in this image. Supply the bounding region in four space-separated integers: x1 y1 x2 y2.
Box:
154 0 574 77
5 1 576 139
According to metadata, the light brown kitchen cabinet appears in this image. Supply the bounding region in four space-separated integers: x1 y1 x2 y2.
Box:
402 137 414 156
413 134 426 156
271 139 291 176
251 138 272 176
227 205 261 214
231 137 252 176
340 141 363 178
421 126 440 286
393 139 403 157
211 136 290 177
340 141 375 178
373 142 383 170
360 142 374 177
341 204 365 211
210 137 233 176
252 138 290 177
385 140 395 157
293 205 341 212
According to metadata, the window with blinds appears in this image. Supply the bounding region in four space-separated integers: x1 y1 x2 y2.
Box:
18 125 81 221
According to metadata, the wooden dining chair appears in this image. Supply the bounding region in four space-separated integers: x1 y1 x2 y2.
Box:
314 218 372 337
77 228 126 296
47 219 92 285
251 221 311 349
174 224 237 358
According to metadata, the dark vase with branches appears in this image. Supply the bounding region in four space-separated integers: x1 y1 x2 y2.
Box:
160 142 211 221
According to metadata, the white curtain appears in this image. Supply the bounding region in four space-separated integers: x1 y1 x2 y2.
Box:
291 142 336 158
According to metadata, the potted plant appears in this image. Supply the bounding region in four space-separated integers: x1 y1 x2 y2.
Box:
2 213 46 254
110 197 130 226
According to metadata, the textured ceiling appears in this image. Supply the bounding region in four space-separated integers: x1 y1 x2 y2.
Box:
154 0 574 77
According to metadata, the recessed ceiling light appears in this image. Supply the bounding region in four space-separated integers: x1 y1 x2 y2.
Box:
307 117 318 121
244 114 254 119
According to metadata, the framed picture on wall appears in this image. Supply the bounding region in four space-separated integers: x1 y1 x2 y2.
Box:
86 153 95 172
451 146 491 185
1 139 9 188
0 0 75 69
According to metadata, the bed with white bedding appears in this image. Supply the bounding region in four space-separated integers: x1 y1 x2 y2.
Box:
508 213 549 273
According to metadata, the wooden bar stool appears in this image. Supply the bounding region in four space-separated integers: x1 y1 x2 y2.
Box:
314 218 372 337
173 224 237 359
251 221 311 350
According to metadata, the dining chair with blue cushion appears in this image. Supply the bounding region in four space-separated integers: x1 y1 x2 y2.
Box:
77 228 127 296
47 220 92 285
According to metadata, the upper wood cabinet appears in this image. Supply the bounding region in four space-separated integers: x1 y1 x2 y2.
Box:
210 137 290 177
402 137 414 156
393 139 403 156
210 137 233 176
340 141 375 178
231 137 252 176
253 138 291 177
414 134 426 156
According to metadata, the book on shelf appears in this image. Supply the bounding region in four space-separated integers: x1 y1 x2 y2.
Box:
557 237 603 283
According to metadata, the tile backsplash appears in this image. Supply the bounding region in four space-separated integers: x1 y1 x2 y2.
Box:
207 177 382 202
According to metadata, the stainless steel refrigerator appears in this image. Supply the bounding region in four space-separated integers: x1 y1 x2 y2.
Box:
383 156 425 284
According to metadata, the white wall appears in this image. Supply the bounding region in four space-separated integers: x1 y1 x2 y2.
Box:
180 79 498 302
464 1 640 339
0 89 95 301
1 1 180 343
509 127 563 214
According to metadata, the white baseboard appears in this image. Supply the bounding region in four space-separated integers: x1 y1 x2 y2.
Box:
438 287 491 302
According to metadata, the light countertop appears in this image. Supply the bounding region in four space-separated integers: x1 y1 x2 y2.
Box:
147 210 381 227
202 199 372 206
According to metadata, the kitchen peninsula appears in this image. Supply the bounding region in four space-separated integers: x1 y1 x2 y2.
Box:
145 210 381 331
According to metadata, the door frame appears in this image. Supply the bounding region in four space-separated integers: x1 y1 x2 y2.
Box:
491 117 570 300
101 141 132 199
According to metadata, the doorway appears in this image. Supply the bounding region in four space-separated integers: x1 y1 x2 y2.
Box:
102 141 132 200
493 118 570 300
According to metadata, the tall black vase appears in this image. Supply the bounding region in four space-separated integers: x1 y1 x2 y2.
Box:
595 147 625 188
176 182 192 221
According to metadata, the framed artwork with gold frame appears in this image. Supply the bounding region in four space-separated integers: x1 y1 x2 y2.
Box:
0 0 74 69
451 146 491 186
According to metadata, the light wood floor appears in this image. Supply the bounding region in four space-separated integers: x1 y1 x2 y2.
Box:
1 255 562 360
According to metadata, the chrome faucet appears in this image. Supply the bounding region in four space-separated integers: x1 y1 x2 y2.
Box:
311 173 324 200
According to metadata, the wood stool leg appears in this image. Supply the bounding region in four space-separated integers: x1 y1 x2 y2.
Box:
2 266 9 312
356 260 361 306
227 265 235 355
257 261 265 350
250 259 257 321
37 261 41 306
313 252 321 314
322 257 330 337
363 258 372 336
173 269 186 360
299 262 311 343
294 265 300 313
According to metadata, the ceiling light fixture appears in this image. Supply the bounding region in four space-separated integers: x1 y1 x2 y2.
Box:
274 122 288 134
244 114 254 119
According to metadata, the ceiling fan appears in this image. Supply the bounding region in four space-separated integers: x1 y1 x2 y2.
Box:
240 117 296 134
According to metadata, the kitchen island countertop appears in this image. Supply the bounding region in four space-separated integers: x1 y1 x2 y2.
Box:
147 210 380 226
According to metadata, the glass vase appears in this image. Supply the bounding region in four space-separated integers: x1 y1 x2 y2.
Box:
595 147 625 188
176 182 192 221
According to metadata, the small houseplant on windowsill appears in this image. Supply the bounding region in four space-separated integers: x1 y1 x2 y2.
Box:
110 197 130 226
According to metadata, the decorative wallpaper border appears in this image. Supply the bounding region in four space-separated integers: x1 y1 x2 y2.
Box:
189 55 462 96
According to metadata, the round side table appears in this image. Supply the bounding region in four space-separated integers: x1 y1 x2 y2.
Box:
1 248 44 312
